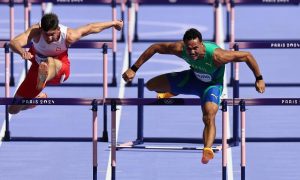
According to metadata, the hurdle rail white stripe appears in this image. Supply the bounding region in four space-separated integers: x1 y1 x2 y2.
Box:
115 144 221 151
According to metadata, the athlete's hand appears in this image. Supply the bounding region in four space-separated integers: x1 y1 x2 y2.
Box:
114 20 123 31
21 51 33 60
122 68 136 82
255 79 265 93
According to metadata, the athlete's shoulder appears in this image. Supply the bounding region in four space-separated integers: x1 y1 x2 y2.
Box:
203 41 220 48
27 23 42 40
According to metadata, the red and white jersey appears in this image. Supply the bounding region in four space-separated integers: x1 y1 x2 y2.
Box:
32 24 68 58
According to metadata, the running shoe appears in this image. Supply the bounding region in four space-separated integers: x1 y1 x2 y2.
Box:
201 147 214 164
156 92 176 99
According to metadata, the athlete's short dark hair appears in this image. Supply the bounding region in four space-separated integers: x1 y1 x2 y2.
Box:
183 28 202 42
41 13 59 32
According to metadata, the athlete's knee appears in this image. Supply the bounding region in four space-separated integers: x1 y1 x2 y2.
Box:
145 79 155 91
8 105 21 114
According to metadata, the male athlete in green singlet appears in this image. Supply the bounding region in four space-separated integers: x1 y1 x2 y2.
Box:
122 28 265 164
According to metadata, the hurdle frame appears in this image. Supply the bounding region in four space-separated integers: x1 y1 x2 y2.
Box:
2 41 112 142
108 97 300 180
108 97 233 180
0 97 102 180
2 96 300 179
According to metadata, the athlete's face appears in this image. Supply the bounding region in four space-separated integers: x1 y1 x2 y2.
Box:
42 27 60 44
184 38 205 60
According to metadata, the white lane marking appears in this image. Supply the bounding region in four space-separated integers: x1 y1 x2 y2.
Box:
105 2 135 179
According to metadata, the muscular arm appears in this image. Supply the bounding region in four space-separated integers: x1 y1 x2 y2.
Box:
10 24 40 59
66 20 123 44
122 41 182 82
214 48 265 93
133 41 183 69
214 49 262 78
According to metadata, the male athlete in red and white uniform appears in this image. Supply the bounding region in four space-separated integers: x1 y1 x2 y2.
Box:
8 13 123 114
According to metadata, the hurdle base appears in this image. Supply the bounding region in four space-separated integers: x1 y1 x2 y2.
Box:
102 131 109 142
142 137 236 144
116 143 222 152
115 137 238 152
2 131 11 141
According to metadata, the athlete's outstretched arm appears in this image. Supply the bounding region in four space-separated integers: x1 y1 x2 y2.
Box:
9 24 40 60
66 20 123 44
122 42 182 82
213 49 265 93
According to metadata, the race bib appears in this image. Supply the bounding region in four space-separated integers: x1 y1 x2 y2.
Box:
35 53 48 64
194 72 212 82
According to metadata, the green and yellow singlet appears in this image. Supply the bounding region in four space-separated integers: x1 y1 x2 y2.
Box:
181 42 225 84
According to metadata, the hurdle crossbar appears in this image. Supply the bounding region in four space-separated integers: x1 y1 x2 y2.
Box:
2 41 111 141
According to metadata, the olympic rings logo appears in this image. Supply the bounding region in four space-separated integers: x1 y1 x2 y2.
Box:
163 99 175 105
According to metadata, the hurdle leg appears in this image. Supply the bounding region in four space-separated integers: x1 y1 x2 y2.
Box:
102 44 109 142
111 100 117 180
137 78 144 143
9 0 16 85
111 0 117 86
120 2 125 42
4 43 11 141
221 100 228 180
92 100 98 180
232 43 240 146
240 100 246 180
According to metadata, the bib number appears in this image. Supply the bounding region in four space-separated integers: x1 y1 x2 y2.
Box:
194 72 212 82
